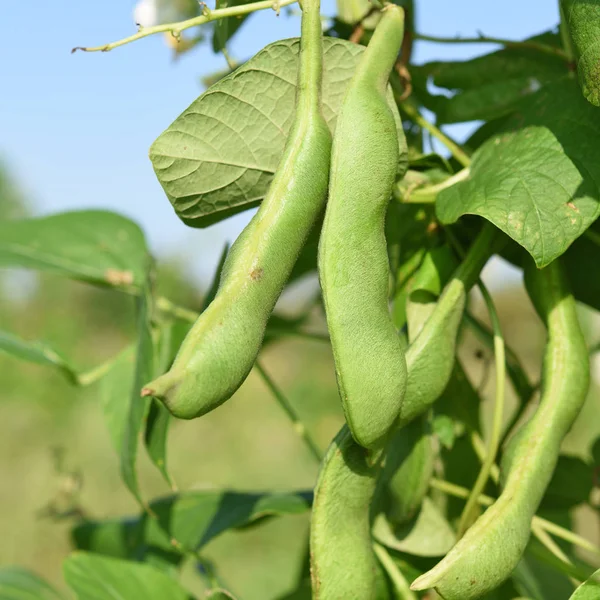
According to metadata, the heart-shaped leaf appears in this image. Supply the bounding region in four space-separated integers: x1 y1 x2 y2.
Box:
437 80 600 267
151 37 407 227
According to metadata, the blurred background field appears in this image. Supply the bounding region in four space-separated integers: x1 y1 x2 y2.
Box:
1 1 600 599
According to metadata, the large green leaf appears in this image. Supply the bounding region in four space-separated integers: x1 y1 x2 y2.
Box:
0 567 65 600
72 490 312 561
437 80 600 267
562 0 600 106
0 210 150 292
412 32 567 124
63 552 190 600
0 330 78 383
570 568 600 599
150 37 407 227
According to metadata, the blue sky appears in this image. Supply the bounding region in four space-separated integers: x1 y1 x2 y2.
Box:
0 1 559 283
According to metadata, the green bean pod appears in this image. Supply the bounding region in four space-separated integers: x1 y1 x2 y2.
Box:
141 0 332 418
310 425 383 600
372 248 453 524
411 258 590 599
318 5 407 449
398 224 499 426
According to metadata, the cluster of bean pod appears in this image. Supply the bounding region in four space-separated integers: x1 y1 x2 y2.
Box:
142 2 591 597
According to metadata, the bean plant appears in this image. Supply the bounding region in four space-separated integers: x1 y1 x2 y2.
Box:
1 0 600 598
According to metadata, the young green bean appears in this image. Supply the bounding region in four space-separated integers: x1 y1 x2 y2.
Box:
141 0 332 418
318 4 408 449
411 258 590 599
372 248 453 524
398 223 499 426
310 425 383 600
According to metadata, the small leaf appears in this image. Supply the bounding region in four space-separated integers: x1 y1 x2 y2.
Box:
372 498 456 557
570 568 600 599
0 330 78 384
0 566 65 600
562 0 600 106
432 414 455 450
151 37 406 227
144 399 173 487
121 286 155 506
63 552 190 600
72 490 312 560
212 0 251 53
0 210 150 291
437 80 600 267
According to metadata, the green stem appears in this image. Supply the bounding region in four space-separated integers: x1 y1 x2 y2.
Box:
76 355 120 386
72 0 298 53
458 283 506 537
255 361 322 462
464 311 535 405
400 102 471 168
156 296 198 323
413 32 569 61
395 168 470 204
531 521 575 568
373 542 418 599
429 477 600 558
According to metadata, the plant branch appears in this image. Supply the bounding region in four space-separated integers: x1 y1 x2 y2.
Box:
413 32 569 60
373 542 418 599
559 3 576 64
399 102 471 168
464 311 535 405
255 361 322 462
395 168 470 204
156 296 199 323
72 0 298 53
458 283 506 537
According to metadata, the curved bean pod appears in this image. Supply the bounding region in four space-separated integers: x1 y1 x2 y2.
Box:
398 224 499 426
142 0 332 418
318 4 408 449
411 258 590 599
